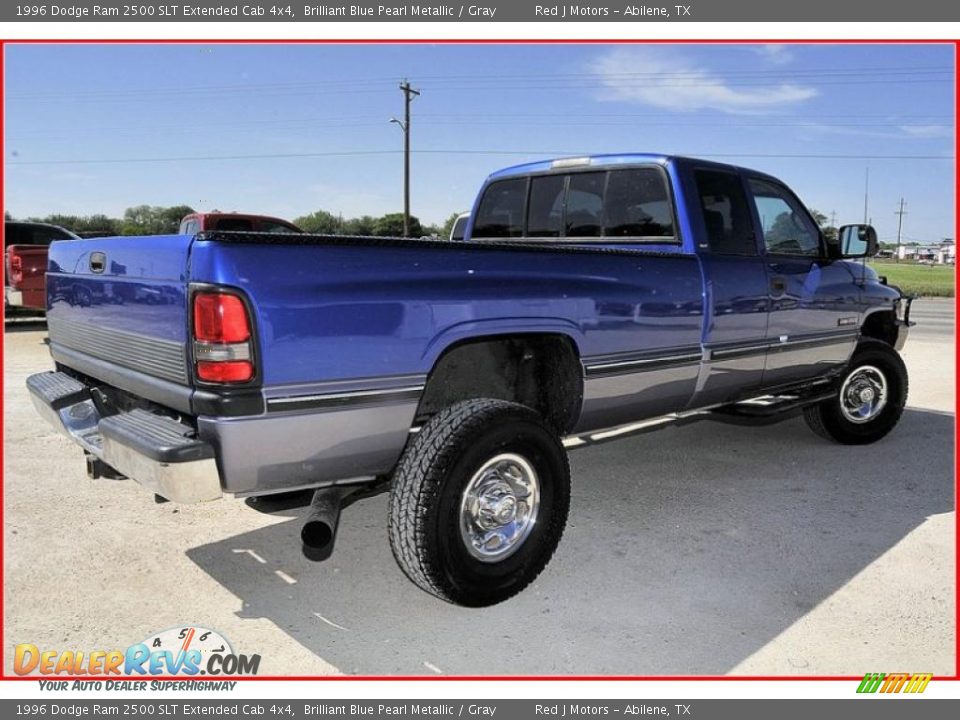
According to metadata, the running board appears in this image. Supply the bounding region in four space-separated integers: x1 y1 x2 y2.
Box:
560 390 838 447
708 391 836 424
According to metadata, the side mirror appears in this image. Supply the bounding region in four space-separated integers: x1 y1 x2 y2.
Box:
838 224 879 258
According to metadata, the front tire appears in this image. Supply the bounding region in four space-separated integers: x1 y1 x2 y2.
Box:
388 398 570 607
803 338 908 445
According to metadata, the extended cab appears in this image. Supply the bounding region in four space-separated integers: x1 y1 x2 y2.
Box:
28 154 912 606
4 221 80 315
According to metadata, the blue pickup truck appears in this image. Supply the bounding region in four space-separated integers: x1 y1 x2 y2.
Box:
28 154 912 607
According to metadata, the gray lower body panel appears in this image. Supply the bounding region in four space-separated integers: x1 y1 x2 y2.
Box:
575 349 701 433
198 399 419 496
760 332 858 387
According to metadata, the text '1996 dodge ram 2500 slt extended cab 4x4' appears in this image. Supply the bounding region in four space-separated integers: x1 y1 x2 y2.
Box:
28 154 913 607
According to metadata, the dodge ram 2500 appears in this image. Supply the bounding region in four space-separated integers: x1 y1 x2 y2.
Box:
28 154 913 606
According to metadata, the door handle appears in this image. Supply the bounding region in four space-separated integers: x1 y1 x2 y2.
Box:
770 276 787 295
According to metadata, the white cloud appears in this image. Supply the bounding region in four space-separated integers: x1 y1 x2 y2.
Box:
751 44 794 65
898 124 954 139
589 47 818 114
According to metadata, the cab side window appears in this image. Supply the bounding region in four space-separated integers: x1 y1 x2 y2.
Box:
749 178 822 257
694 169 757 255
473 178 528 238
604 168 675 239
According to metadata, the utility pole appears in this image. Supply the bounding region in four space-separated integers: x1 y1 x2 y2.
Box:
391 79 420 238
895 197 907 263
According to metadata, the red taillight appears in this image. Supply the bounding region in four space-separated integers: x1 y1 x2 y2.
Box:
193 292 250 343
9 251 23 287
196 360 254 383
192 291 254 384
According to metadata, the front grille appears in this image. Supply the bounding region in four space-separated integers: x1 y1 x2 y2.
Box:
48 317 189 385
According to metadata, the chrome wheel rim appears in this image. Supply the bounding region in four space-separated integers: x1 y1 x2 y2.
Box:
459 453 540 563
840 364 888 424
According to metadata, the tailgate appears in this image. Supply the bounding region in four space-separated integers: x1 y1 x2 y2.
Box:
46 234 195 413
6 244 49 308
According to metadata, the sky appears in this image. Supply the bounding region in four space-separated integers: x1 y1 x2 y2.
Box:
3 43 955 243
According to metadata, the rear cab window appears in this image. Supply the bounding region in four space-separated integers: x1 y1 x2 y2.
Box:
259 220 301 233
472 166 677 243
566 172 605 237
527 175 565 238
214 218 255 232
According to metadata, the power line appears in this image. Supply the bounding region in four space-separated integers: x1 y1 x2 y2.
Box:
6 150 954 167
7 69 953 104
8 64 952 100
9 115 955 140
6 111 954 145
18 76 955 103
10 118 956 144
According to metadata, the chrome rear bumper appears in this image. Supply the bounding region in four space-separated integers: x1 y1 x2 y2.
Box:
27 371 222 504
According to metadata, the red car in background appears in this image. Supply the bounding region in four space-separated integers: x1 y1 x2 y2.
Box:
4 221 80 316
179 212 302 235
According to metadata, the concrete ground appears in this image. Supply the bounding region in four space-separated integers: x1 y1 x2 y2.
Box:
3 299 955 676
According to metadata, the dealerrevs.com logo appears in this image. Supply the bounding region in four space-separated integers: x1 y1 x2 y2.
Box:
14 626 261 676
856 673 933 694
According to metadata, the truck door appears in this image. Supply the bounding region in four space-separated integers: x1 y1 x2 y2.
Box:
689 168 770 408
746 176 858 387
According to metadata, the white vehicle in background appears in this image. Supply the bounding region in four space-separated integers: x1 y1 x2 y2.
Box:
449 212 470 241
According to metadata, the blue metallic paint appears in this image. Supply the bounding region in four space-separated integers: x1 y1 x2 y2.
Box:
187 239 706 388
40 154 907 497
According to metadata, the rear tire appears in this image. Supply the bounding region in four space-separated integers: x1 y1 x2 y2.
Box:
803 339 908 445
388 398 570 607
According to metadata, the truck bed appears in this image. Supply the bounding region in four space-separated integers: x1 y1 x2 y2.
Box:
45 230 706 496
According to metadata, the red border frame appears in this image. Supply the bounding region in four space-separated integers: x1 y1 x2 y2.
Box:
0 36 956 684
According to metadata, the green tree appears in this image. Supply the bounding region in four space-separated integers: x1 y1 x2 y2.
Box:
121 205 194 235
81 214 122 236
809 208 838 243
343 215 377 236
33 214 122 236
373 213 422 237
441 211 466 239
294 210 341 234
161 205 195 233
